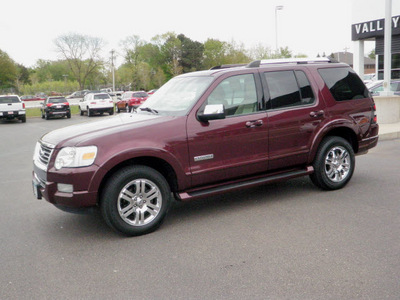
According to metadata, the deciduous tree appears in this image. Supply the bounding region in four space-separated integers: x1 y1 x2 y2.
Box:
54 33 105 89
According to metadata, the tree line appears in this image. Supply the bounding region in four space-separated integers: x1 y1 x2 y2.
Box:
0 32 305 95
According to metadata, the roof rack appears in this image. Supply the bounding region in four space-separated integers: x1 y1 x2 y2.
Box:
210 63 246 70
246 57 338 68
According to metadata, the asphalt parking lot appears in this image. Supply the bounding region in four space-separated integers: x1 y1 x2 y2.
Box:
1 115 400 299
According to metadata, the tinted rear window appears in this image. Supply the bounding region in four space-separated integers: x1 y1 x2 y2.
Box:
318 67 369 101
48 97 66 103
0 97 20 103
94 94 111 100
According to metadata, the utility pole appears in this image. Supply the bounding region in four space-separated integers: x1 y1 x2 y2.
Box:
110 49 115 92
275 5 284 53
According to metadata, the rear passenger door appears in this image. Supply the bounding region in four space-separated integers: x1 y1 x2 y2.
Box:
262 69 326 170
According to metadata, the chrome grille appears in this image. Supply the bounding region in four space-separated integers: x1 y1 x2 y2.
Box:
39 143 53 165
34 141 55 171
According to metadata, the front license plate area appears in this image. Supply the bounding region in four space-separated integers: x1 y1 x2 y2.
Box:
32 181 42 199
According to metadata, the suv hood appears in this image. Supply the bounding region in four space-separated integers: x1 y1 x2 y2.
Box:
41 113 168 147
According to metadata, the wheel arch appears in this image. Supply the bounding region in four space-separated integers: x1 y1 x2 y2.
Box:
309 125 359 163
97 156 179 204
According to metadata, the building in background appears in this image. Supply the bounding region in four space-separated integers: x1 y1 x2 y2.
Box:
332 52 376 74
352 0 400 79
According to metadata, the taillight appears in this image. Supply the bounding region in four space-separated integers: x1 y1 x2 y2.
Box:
372 104 377 123
64 102 69 106
47 103 53 107
22 102 25 109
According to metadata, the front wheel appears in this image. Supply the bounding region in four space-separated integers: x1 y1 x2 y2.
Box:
101 165 171 236
310 136 355 190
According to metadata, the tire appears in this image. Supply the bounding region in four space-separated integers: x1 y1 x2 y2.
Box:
80 108 83 116
67 112 71 119
45 112 49 120
20 115 26 123
41 111 44 119
117 107 121 113
101 165 171 236
109 109 114 115
310 136 355 190
88 108 92 117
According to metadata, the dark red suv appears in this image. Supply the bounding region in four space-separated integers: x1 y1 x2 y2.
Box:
32 58 379 236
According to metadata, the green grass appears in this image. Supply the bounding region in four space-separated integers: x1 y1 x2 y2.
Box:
26 105 80 118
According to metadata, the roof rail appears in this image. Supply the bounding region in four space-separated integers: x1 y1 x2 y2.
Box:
210 63 246 70
246 57 338 68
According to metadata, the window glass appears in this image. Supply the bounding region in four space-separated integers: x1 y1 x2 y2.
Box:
206 74 258 116
48 97 66 103
264 71 302 109
295 71 315 105
94 94 111 100
318 67 368 101
0 97 20 103
141 76 213 116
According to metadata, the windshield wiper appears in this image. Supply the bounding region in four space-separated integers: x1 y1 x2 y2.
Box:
140 107 158 114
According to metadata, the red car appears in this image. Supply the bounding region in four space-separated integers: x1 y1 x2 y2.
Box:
33 58 378 236
116 91 149 112
20 95 46 101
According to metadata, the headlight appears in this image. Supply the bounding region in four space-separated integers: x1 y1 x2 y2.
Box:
54 146 97 170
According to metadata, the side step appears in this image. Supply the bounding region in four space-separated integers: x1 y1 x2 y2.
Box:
177 166 314 201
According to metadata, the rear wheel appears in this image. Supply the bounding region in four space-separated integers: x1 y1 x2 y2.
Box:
45 112 49 120
101 165 171 236
20 115 26 123
88 108 92 117
310 136 355 190
109 109 114 115
79 108 83 116
67 112 71 118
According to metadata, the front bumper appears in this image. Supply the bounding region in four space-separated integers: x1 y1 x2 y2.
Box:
32 163 99 210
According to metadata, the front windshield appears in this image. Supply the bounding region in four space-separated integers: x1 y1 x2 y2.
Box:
138 76 213 116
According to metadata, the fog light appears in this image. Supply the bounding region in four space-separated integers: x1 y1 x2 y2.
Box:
57 183 73 193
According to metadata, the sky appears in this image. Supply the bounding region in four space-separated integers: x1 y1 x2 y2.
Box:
0 0 375 68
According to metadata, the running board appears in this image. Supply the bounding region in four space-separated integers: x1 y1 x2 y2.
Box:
177 166 314 201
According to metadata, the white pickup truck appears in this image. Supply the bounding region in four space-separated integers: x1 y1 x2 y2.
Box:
0 95 26 123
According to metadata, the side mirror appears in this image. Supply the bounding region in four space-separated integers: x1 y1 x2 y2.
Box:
198 104 225 122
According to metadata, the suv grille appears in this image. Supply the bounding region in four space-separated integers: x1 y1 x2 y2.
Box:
34 141 55 170
39 143 53 165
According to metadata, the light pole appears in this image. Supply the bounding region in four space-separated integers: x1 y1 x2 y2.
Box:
275 5 284 53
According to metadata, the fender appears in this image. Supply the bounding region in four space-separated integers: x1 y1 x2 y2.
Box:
87 146 191 194
307 118 359 164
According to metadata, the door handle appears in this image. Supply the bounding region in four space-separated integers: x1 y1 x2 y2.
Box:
310 110 324 118
246 120 263 128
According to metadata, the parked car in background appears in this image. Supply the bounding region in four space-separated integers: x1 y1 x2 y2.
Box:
41 96 71 120
363 73 376 85
116 91 149 112
20 95 46 101
66 90 89 99
0 95 26 122
147 89 158 95
368 80 400 96
79 92 114 116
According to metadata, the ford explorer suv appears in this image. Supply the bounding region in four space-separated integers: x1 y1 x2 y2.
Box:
0 95 26 123
32 58 379 236
78 92 114 116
